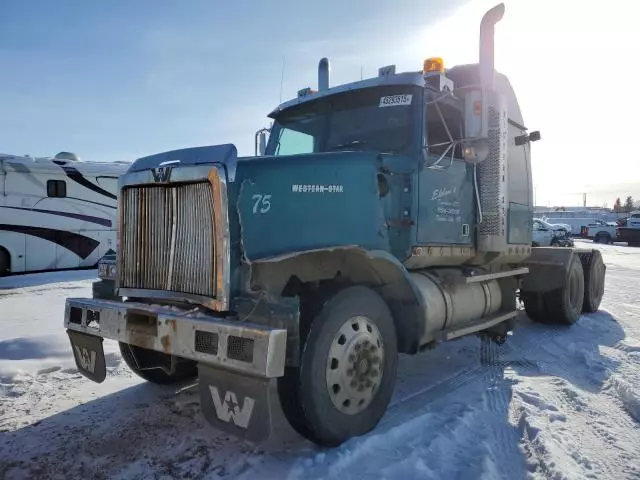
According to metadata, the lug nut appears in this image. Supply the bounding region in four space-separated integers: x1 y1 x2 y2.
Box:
366 380 372 387
358 386 365 392
355 344 361 352
371 370 378 377
350 380 357 388
348 354 355 362
347 369 354 376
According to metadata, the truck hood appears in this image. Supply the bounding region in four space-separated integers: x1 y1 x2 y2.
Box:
127 144 239 182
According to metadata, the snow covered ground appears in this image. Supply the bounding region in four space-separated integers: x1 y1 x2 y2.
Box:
1 242 639 480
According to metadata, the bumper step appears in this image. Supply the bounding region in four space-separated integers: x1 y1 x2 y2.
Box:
64 298 287 378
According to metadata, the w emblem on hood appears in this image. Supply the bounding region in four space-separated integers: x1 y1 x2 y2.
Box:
151 166 172 183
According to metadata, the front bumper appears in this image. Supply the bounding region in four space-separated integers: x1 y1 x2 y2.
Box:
64 298 287 378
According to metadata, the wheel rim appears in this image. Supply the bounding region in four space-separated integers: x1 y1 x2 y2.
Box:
325 315 384 415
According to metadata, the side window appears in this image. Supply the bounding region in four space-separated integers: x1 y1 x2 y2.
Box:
276 128 314 156
47 179 67 198
425 102 464 158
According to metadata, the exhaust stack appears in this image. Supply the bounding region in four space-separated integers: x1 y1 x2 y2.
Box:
479 3 505 90
318 57 330 91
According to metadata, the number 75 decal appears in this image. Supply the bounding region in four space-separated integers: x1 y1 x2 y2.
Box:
252 194 271 214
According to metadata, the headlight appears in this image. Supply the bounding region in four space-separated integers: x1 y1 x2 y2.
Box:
98 260 116 280
98 263 108 278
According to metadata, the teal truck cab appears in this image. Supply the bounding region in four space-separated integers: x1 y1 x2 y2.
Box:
65 4 606 447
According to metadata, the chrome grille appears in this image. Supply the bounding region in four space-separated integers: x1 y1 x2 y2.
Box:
478 104 501 237
119 182 216 297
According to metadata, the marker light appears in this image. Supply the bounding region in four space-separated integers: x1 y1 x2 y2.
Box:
297 87 317 98
423 57 445 74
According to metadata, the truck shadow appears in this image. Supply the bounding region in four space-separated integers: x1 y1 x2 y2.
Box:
0 311 626 479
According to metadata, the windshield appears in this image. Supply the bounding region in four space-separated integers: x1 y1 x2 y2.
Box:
267 85 419 156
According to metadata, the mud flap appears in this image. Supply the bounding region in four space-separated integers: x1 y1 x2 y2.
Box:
198 364 278 443
67 330 107 383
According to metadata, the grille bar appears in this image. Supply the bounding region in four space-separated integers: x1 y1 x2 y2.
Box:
119 182 216 297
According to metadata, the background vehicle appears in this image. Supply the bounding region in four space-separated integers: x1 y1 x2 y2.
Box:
617 211 640 246
539 216 572 234
532 218 573 246
582 219 618 244
0 152 129 275
63 4 606 447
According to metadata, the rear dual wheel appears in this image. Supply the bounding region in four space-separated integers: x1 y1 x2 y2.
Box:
278 286 398 446
522 251 605 324
522 255 585 325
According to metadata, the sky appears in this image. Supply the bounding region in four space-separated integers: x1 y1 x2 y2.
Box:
1 0 638 207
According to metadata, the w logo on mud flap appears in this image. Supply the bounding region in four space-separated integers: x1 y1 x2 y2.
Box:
74 346 97 373
209 386 255 429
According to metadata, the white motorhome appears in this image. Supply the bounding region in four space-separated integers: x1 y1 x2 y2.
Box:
0 152 129 275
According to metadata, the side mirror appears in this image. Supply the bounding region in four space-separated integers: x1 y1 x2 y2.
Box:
515 130 541 146
254 128 270 156
259 131 267 156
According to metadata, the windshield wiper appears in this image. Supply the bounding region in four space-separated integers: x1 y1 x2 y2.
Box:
327 140 367 151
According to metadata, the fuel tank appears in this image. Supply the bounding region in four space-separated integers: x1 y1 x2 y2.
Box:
410 269 502 344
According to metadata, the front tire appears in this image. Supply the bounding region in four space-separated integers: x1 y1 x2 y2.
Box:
279 286 398 446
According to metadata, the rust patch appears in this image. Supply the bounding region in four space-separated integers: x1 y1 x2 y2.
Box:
160 334 171 352
207 167 229 311
128 330 154 350
167 319 177 332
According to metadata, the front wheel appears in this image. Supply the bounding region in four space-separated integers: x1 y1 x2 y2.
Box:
278 286 398 446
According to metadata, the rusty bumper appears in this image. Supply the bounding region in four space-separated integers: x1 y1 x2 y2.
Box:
64 298 287 378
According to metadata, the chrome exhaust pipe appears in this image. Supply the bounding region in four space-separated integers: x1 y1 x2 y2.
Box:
479 3 505 90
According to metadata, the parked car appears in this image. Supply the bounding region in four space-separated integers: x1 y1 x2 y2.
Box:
532 218 574 247
540 217 573 234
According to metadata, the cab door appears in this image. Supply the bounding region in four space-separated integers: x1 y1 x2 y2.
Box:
415 99 474 245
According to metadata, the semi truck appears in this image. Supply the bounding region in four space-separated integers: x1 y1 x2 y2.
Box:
64 3 607 447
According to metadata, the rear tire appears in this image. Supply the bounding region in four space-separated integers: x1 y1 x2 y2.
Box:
581 250 605 313
521 291 549 323
119 342 197 384
278 286 398 446
0 248 10 276
521 255 585 325
542 256 585 325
